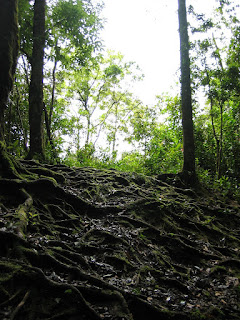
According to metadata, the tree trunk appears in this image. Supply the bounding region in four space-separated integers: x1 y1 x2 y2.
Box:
86 116 91 146
112 105 118 158
178 0 196 176
49 55 58 129
217 101 223 179
28 0 46 160
15 84 29 154
0 0 19 142
0 0 21 178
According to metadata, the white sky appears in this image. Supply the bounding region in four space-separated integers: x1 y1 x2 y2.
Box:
100 0 216 105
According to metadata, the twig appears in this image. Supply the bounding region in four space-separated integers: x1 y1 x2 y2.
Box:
10 290 30 320
0 289 22 308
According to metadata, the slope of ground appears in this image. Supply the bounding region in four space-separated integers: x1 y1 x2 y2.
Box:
0 161 239 320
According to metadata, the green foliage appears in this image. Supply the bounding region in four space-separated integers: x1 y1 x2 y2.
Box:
18 0 34 59
64 50 144 158
5 0 240 198
50 0 103 65
143 126 183 175
188 0 240 192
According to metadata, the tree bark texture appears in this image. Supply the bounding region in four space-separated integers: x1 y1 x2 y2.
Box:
178 0 196 174
28 0 46 159
0 0 19 142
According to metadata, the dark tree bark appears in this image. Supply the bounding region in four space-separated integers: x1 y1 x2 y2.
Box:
0 0 22 178
178 0 196 176
0 0 19 142
28 0 46 160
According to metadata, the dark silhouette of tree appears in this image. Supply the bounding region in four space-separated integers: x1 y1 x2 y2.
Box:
0 0 20 178
0 0 19 142
28 0 46 159
178 0 196 178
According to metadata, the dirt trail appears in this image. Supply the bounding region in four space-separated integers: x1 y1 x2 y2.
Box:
0 161 239 319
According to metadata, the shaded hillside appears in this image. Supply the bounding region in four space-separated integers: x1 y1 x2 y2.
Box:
0 161 239 320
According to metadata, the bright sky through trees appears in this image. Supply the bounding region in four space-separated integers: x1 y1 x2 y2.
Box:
100 0 215 105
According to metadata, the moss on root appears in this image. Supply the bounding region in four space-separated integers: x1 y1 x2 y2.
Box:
0 141 23 179
0 161 239 319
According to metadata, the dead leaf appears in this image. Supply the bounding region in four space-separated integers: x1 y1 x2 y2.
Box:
226 277 239 287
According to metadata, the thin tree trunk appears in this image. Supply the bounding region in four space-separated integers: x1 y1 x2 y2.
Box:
22 55 30 88
112 105 118 157
178 0 196 176
49 57 58 128
217 101 223 179
42 54 58 158
28 0 45 159
86 116 91 146
43 103 56 153
76 120 81 152
212 35 224 179
210 102 220 176
16 88 28 154
205 66 220 176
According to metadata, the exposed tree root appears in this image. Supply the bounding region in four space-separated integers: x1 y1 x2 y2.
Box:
0 161 240 319
10 290 30 320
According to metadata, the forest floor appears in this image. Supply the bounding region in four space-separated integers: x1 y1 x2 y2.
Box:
0 160 240 320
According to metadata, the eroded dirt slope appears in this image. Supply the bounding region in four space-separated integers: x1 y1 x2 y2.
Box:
0 161 240 320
